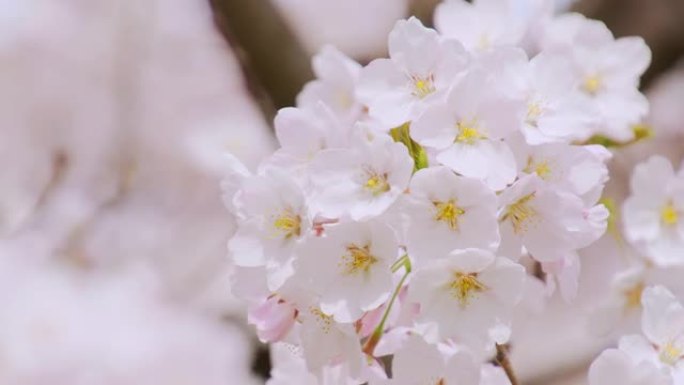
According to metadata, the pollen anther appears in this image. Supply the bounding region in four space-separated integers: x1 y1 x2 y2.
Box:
449 272 487 307
411 74 436 99
273 208 302 239
433 200 466 231
582 74 602 96
364 172 390 196
502 193 538 234
339 244 378 275
455 120 486 144
661 202 679 226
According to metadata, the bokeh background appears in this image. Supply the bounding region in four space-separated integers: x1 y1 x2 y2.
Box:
2 0 683 384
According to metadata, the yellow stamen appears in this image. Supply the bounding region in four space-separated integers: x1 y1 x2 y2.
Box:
523 157 552 180
526 102 543 127
309 307 333 334
661 202 679 226
433 200 466 231
582 75 602 96
449 272 487 307
273 209 302 239
412 74 435 99
623 282 644 310
339 244 378 275
365 172 390 196
455 120 486 144
659 342 683 366
501 193 538 234
632 123 653 141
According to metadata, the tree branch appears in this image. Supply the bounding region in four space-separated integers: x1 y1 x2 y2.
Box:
496 344 520 385
209 0 313 118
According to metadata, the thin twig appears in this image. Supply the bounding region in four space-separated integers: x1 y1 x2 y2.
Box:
496 344 520 385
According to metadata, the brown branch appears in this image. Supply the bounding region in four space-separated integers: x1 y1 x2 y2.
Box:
209 0 314 117
409 0 442 27
496 344 520 385
532 261 546 282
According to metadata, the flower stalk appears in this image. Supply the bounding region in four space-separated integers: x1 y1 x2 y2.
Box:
363 255 412 356
496 344 519 385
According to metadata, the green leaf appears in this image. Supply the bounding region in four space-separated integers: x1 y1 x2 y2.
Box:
389 123 428 172
583 123 653 148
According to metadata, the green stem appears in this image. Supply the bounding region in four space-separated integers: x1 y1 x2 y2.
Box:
363 256 412 356
390 254 410 273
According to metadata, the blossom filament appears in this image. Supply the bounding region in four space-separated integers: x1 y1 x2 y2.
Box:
340 244 378 275
455 119 486 144
411 74 436 99
273 208 302 239
448 272 487 307
433 200 466 231
502 193 538 234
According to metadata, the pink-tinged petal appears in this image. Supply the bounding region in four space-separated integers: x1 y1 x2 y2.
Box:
248 296 296 343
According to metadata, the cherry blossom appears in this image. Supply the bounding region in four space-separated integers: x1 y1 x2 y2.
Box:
589 348 672 385
295 220 398 322
590 286 684 385
435 0 525 52
219 1 651 383
498 175 606 262
411 67 522 190
408 249 525 346
297 46 363 123
309 138 413 220
542 13 651 141
623 156 684 266
373 334 480 385
402 166 500 263
357 17 469 127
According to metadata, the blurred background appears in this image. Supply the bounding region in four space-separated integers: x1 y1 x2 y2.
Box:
1 0 683 384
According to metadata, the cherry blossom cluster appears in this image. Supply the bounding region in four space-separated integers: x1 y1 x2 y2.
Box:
623 156 684 267
587 155 684 384
223 0 651 383
589 286 684 385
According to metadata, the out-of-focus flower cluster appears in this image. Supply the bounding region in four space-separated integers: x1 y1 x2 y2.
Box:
587 154 684 385
223 0 652 383
589 286 684 385
0 0 273 383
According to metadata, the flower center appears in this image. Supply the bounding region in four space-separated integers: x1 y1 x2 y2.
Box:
582 74 602 96
309 307 333 334
433 200 466 231
659 341 683 366
455 120 486 144
364 172 390 196
449 272 487 307
340 244 378 275
501 193 538 234
526 101 544 127
273 209 302 239
411 74 436 99
623 282 644 310
523 157 552 180
661 202 679 226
